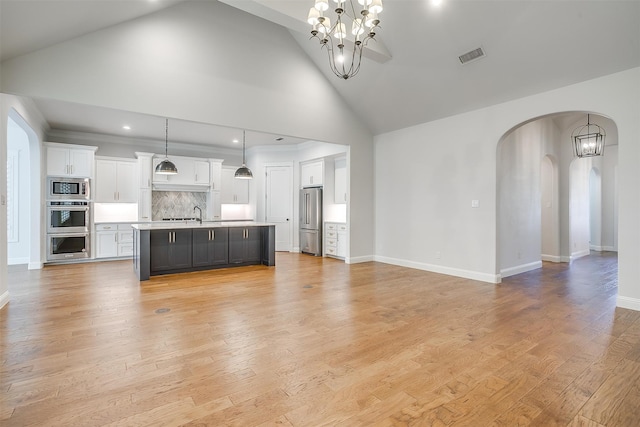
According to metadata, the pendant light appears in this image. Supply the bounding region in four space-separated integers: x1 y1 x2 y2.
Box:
235 130 253 179
155 118 178 175
571 114 606 158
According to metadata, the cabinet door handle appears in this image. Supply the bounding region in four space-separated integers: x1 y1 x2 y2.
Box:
70 165 73 175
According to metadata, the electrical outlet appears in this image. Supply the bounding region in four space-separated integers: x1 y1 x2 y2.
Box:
0 195 5 206
471 200 479 208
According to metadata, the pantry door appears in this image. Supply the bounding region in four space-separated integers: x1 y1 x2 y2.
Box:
265 164 293 251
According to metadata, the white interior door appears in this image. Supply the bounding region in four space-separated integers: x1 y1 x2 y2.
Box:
265 165 292 251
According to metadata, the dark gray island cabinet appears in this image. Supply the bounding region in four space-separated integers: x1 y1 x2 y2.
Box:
132 222 275 281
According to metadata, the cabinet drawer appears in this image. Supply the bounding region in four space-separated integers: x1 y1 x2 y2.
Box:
118 243 133 257
338 224 347 232
118 231 133 243
96 224 116 231
325 238 337 247
117 224 132 231
326 223 337 231
326 231 337 239
326 247 337 255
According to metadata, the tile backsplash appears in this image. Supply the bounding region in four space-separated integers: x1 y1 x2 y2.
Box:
152 191 206 220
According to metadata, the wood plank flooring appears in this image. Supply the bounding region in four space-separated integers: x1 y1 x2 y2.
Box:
1 252 639 426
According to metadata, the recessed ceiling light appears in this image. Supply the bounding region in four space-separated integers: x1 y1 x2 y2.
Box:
431 0 444 7
232 139 239 144
122 125 131 130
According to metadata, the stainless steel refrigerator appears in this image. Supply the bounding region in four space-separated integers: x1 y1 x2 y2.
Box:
300 187 322 256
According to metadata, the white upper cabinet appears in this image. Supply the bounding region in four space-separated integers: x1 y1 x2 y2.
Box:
221 166 249 204
334 156 347 204
46 143 97 177
210 160 223 191
151 155 220 189
301 160 323 188
138 154 153 189
194 160 210 185
95 158 137 203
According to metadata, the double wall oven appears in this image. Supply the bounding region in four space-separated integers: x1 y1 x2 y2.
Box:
46 177 92 261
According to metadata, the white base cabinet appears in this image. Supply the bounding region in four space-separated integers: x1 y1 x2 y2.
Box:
96 223 134 258
324 222 347 259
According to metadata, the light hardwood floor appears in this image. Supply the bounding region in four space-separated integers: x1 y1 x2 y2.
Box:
1 252 639 426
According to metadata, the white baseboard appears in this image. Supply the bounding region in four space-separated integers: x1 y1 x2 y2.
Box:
347 255 374 264
292 247 300 253
602 246 617 252
8 257 30 265
571 249 590 261
0 291 9 310
500 261 543 278
28 261 44 270
560 256 572 263
374 255 500 283
617 295 640 312
541 254 563 263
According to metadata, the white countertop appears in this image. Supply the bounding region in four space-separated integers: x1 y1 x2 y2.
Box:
131 221 274 230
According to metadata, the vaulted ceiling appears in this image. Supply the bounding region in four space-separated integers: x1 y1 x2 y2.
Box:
1 0 639 144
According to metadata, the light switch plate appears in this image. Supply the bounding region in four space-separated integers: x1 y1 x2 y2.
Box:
471 199 479 208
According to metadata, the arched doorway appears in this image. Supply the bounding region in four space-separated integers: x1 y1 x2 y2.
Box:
497 112 618 279
6 108 42 269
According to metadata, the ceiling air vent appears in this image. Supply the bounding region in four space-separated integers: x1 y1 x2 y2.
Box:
459 47 486 65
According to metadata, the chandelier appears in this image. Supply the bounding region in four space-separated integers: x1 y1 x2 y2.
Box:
571 114 606 158
307 0 383 80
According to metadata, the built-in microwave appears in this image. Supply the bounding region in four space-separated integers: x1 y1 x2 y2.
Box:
47 177 90 200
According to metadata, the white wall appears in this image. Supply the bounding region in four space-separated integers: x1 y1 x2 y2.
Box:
0 0 374 262
497 120 544 277
0 95 48 309
7 118 30 264
541 155 560 260
374 67 640 311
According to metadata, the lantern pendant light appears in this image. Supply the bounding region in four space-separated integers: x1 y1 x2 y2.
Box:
235 130 253 179
571 114 606 158
155 118 178 175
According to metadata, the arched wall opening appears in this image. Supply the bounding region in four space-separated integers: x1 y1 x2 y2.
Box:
497 111 618 279
7 108 42 270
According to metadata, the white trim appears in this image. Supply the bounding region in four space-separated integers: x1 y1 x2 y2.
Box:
602 246 617 252
292 246 300 253
500 261 542 278
0 291 9 310
590 245 604 251
541 254 563 262
571 249 590 261
560 256 572 263
617 296 640 312
8 257 29 265
347 255 374 264
374 255 500 283
28 261 44 270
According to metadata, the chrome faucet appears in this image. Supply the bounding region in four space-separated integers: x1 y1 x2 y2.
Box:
193 205 202 224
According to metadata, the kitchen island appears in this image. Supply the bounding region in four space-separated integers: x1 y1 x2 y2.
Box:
132 221 275 281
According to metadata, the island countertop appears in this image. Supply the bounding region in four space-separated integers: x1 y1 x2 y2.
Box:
131 221 274 230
